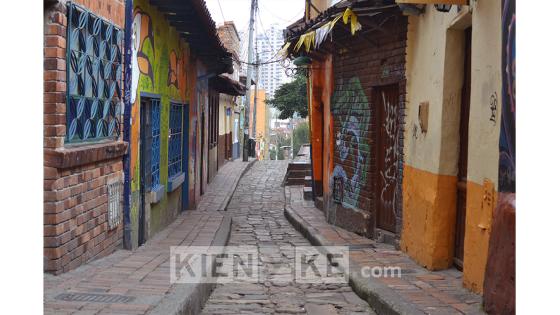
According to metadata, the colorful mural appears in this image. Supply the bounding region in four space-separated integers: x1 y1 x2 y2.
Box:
128 0 192 245
331 77 371 208
499 0 515 193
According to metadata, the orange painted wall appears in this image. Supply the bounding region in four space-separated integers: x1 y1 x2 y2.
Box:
401 164 458 270
463 180 497 293
401 163 498 292
321 55 334 204
310 60 324 186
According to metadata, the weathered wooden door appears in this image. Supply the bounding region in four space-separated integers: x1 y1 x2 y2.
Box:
454 27 472 269
373 84 400 233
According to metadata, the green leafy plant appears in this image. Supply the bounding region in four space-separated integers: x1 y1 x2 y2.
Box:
266 73 308 119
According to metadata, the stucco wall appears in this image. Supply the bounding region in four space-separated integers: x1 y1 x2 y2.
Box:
401 2 502 294
129 0 192 246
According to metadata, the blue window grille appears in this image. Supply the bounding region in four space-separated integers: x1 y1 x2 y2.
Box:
150 99 161 188
168 103 183 178
66 3 123 143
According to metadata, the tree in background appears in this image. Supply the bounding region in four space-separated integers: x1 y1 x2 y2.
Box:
266 73 308 119
293 121 309 156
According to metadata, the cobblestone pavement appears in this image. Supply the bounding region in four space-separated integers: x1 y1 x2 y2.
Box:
201 161 376 315
285 185 484 315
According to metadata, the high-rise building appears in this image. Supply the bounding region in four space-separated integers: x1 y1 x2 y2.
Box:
255 23 291 98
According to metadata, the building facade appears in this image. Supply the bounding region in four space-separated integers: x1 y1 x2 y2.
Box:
44 0 128 274
44 0 233 274
283 0 515 314
216 22 245 165
285 0 407 241
248 89 269 160
256 24 291 98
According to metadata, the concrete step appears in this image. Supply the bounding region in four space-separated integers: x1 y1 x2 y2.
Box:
287 162 311 171
304 176 312 187
303 186 313 200
285 178 306 186
288 169 312 177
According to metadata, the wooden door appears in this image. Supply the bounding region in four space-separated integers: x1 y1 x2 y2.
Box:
373 84 400 233
454 27 472 269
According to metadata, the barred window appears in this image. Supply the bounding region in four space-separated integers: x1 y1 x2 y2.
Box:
150 99 161 188
66 3 123 143
168 103 183 178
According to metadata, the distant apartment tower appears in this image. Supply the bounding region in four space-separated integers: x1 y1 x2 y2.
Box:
256 23 290 98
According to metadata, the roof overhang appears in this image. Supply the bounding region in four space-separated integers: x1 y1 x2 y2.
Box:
209 75 246 96
149 0 233 74
283 0 401 58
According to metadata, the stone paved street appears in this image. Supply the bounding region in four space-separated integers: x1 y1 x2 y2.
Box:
201 161 376 315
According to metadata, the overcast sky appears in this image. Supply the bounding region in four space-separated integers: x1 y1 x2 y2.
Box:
206 0 304 35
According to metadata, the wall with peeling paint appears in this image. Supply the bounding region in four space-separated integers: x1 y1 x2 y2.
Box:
401 2 502 294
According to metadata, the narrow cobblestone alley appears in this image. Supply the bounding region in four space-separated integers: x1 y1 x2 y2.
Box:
201 161 375 315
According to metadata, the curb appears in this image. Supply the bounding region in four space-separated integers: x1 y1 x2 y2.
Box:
284 191 424 315
148 216 232 315
219 158 257 211
148 160 253 315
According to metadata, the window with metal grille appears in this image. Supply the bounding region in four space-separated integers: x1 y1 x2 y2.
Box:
150 99 161 188
168 103 183 178
107 180 121 230
66 3 123 143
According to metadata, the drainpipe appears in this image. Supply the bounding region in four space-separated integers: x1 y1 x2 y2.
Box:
122 0 133 250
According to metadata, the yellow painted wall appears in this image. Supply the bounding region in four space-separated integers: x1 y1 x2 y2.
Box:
463 0 502 293
401 2 502 294
249 89 268 159
250 89 267 139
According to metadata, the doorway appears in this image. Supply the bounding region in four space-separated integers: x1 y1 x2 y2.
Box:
139 96 159 246
454 27 472 269
181 103 189 211
373 83 400 233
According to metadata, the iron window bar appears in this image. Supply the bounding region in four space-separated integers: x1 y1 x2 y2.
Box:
168 103 183 179
150 99 161 188
65 2 123 143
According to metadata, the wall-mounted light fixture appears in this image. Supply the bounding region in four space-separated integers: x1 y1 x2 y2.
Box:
293 56 312 67
286 55 313 78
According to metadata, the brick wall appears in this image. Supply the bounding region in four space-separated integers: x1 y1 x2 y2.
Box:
44 0 127 274
328 9 407 240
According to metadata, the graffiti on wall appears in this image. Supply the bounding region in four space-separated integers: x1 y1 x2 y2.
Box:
130 8 154 182
490 91 498 125
331 77 370 208
128 0 192 243
379 91 399 218
499 0 515 192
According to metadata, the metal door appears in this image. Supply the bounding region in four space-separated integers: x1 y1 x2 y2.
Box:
181 103 189 211
138 98 153 246
373 84 400 233
454 27 472 269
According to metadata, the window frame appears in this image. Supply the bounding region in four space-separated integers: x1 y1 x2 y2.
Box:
65 2 123 144
168 102 184 179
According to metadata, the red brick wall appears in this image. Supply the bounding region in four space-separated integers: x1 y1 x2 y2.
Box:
327 9 407 240
44 0 126 274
